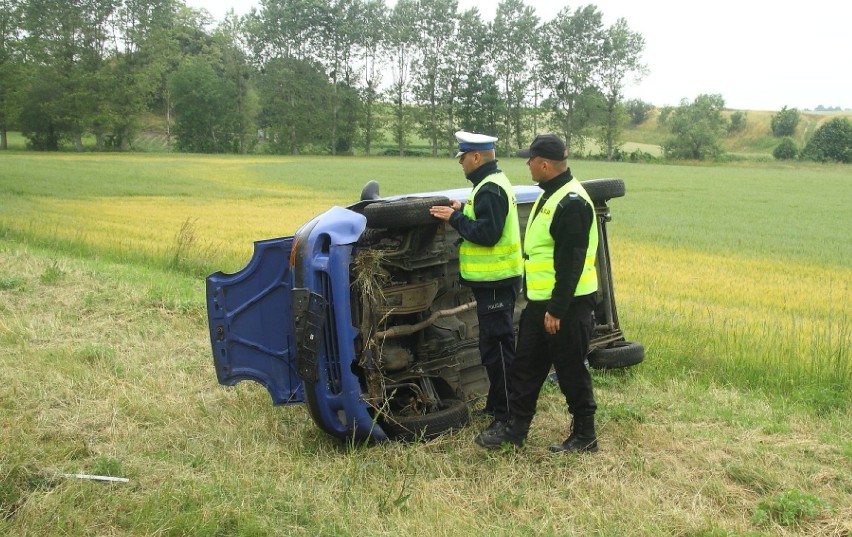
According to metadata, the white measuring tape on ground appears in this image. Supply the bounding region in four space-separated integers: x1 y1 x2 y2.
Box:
62 473 129 483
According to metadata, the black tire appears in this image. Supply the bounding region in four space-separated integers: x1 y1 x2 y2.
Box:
581 178 625 204
588 340 644 370
363 196 451 228
380 398 470 441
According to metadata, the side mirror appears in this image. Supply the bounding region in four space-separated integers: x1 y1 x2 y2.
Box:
360 180 381 201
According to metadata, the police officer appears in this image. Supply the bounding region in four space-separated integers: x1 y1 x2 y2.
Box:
476 134 600 453
429 131 523 438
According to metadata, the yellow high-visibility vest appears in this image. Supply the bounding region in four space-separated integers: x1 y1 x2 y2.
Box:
523 179 598 300
459 172 523 282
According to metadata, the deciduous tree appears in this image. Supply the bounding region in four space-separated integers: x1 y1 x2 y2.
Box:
447 7 498 152
0 0 23 149
411 0 458 157
663 94 728 160
597 17 646 160
492 0 538 154
359 0 387 156
386 0 417 156
257 56 332 154
316 0 366 154
540 4 604 153
169 57 238 153
771 105 800 137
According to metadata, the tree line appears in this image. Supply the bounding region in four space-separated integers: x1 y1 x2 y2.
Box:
0 0 647 157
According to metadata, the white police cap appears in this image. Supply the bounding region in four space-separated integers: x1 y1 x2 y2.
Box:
454 130 498 158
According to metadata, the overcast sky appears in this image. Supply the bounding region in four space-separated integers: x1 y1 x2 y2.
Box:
185 0 852 111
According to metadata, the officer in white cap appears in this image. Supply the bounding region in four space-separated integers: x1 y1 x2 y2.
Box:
430 131 523 439
453 131 498 158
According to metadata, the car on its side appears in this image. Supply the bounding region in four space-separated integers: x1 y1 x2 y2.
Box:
205 178 643 442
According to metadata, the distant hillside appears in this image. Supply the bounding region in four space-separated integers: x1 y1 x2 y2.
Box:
622 109 852 159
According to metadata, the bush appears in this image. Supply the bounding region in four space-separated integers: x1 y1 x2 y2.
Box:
771 106 800 137
772 138 798 160
727 111 748 135
799 117 852 163
625 99 653 125
657 106 673 126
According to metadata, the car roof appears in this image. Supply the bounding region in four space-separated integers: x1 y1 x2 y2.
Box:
385 184 541 204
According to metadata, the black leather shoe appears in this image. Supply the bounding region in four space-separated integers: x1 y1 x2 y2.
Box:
548 436 598 453
549 415 598 453
475 418 529 449
482 419 507 436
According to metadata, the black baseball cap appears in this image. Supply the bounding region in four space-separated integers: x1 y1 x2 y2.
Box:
516 134 568 161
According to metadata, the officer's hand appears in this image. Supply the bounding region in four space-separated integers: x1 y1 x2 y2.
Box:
430 205 455 221
544 312 561 334
450 199 462 210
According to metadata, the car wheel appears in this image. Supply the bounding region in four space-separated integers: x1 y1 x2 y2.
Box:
582 178 625 204
380 398 470 441
363 196 451 228
588 340 644 369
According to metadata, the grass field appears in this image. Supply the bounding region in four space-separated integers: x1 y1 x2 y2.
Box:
0 152 850 535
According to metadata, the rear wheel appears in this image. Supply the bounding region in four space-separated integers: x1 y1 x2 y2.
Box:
379 398 470 441
363 196 451 228
588 340 644 369
581 178 625 204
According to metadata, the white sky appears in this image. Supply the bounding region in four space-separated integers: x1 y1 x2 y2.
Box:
186 0 852 111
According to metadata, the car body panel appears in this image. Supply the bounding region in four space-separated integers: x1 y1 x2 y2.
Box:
206 237 303 405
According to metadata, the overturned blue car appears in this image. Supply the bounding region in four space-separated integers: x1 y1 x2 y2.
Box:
205 179 643 442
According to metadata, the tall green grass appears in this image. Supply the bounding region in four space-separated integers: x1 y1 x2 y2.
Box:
1 153 849 411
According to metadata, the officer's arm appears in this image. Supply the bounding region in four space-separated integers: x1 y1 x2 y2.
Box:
547 196 592 319
448 185 508 246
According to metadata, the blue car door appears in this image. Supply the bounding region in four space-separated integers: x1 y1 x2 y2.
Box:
206 237 303 405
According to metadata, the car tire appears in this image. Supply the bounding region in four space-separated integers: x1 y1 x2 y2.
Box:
363 196 451 228
581 178 625 204
588 340 644 369
380 398 470 441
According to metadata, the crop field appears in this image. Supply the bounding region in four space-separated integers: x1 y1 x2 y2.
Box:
0 152 849 535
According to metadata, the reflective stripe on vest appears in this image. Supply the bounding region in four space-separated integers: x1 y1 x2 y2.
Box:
459 172 524 282
523 179 598 300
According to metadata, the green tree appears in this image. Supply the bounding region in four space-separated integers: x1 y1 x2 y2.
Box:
386 0 417 156
657 105 673 126
17 65 64 150
215 13 260 154
411 0 458 157
625 99 652 125
316 0 366 155
771 105 800 137
448 8 498 150
247 0 321 62
117 0 178 149
800 117 852 163
492 0 539 155
257 57 332 154
169 57 240 153
18 0 117 151
663 94 728 160
359 0 387 156
0 0 23 149
597 17 646 160
772 137 797 160
540 4 604 153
